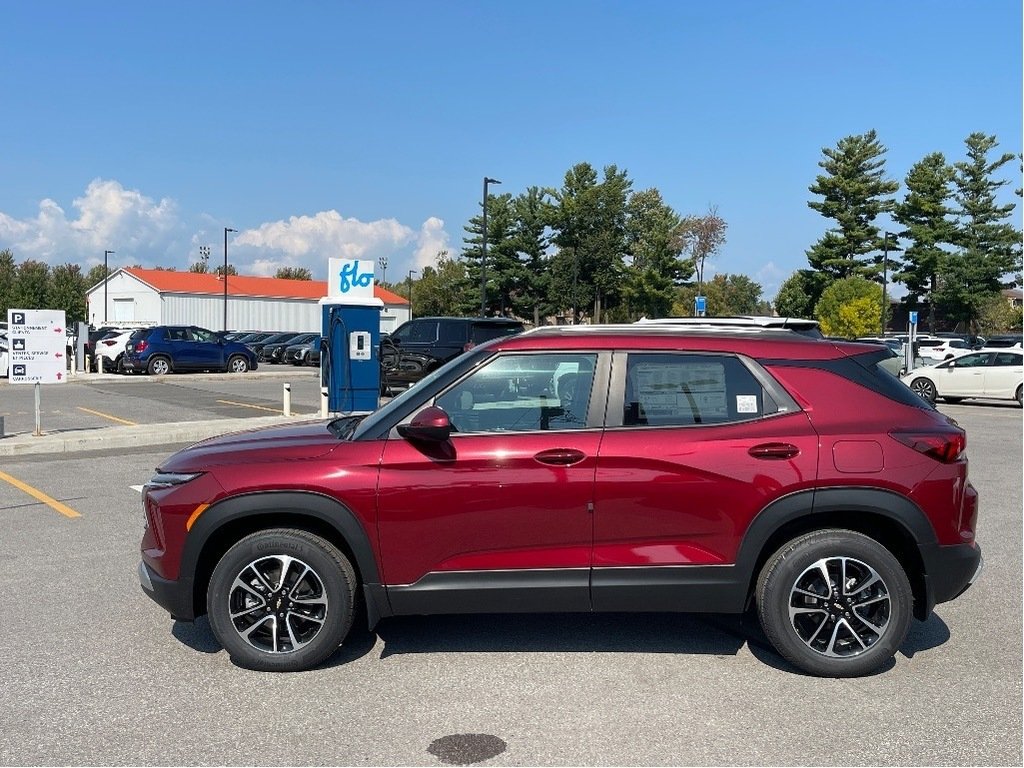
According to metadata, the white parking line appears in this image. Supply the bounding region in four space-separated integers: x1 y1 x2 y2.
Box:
130 485 144 493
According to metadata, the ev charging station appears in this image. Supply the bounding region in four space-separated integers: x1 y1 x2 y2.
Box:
319 258 382 414
904 310 919 374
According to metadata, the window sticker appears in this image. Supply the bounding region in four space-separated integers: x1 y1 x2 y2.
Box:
634 362 727 418
736 394 759 414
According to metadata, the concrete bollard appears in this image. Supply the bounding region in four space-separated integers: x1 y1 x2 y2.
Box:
320 387 329 418
283 382 292 417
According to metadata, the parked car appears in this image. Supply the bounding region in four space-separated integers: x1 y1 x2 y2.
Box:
983 334 1023 349
919 337 973 362
122 326 259 375
237 331 280 347
263 333 318 364
94 329 140 372
285 337 322 365
0 336 7 377
140 326 980 677
380 317 525 387
855 336 903 354
901 348 1023 406
249 332 301 360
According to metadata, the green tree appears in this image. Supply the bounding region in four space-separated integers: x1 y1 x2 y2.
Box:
933 133 1022 329
512 186 553 324
188 261 210 273
774 269 827 318
806 130 900 280
814 276 884 337
462 192 523 316
620 188 691 319
275 266 313 280
892 152 956 332
413 251 476 317
978 293 1023 335
673 273 764 317
13 260 50 310
213 264 237 276
85 263 109 288
0 249 16 319
48 263 87 323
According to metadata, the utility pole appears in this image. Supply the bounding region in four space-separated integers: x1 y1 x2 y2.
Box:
223 228 236 332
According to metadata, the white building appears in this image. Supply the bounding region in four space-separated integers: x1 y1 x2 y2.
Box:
86 267 410 333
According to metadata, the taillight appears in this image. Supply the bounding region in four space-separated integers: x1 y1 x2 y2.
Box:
890 430 966 463
101 339 117 347
135 340 149 353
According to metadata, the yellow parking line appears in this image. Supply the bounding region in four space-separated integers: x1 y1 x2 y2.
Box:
0 470 81 519
216 399 286 414
77 406 137 426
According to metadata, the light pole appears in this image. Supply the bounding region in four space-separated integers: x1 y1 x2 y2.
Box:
103 250 114 323
481 176 501 316
199 245 211 271
881 231 891 336
379 256 388 286
407 269 417 320
223 228 236 332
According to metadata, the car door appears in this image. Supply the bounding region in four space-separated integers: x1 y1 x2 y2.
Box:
186 327 225 369
937 352 992 396
377 350 608 614
985 351 1023 397
591 351 819 611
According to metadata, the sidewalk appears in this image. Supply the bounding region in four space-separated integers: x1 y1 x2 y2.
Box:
0 412 325 457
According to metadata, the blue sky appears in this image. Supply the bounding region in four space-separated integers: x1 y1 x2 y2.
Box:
1 1 1020 298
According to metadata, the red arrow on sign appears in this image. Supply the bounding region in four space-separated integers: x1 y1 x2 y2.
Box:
55 352 64 358
56 372 63 380
54 327 63 333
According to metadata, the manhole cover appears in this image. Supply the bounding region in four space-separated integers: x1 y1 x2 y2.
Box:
428 733 507 765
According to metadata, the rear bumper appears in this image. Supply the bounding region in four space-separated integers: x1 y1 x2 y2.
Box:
139 560 195 621
919 543 983 618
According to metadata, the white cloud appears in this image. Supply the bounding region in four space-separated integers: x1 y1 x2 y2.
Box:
413 217 450 270
756 260 786 301
0 179 178 266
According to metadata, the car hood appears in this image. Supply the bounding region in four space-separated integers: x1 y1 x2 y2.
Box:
159 420 341 471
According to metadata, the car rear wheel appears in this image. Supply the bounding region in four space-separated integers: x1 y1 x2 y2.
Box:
909 376 937 403
147 356 171 376
207 529 357 672
1016 385 1022 407
756 529 912 678
227 355 249 373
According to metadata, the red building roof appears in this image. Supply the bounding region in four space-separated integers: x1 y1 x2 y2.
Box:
123 266 408 305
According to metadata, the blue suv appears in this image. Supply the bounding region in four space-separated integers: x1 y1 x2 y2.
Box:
123 326 259 375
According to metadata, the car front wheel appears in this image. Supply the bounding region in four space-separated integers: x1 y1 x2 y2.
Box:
909 376 937 403
227 355 249 373
207 529 357 672
756 529 912 677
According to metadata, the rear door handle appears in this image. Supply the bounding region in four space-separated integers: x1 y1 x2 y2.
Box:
534 448 586 466
748 442 800 460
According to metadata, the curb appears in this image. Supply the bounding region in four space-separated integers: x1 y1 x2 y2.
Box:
0 413 325 457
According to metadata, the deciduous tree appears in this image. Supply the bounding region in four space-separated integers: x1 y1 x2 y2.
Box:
275 267 313 280
48 263 87 323
814 276 884 337
0 249 16 319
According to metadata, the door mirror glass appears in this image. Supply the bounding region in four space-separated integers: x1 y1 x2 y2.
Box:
398 406 452 442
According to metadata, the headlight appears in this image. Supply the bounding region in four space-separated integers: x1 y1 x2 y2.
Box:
145 471 203 490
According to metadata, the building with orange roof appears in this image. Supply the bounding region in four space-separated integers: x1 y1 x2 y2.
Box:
85 267 410 333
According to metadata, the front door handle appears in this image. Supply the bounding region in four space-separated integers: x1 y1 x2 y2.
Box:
748 442 800 460
534 448 586 466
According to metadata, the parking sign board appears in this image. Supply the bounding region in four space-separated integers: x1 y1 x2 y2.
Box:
7 309 68 384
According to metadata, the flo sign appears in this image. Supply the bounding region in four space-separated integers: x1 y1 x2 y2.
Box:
7 309 68 384
327 258 375 300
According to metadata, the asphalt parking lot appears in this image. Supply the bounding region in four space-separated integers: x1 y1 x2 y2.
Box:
0 396 1020 765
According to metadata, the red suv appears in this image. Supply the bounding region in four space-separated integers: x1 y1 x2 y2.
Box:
139 326 981 677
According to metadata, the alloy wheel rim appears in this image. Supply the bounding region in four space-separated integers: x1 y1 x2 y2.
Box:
152 359 169 374
911 379 934 400
788 556 891 658
228 554 329 654
231 358 247 372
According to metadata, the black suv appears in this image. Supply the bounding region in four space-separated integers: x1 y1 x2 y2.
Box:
380 316 524 387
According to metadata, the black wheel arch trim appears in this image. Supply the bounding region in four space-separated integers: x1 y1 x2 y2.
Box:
735 487 940 614
179 490 389 626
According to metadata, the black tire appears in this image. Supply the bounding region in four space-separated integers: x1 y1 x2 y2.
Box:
207 528 357 672
147 355 171 376
115 354 125 374
943 397 963 404
227 355 249 373
909 376 937 404
756 529 912 678
1016 385 1022 408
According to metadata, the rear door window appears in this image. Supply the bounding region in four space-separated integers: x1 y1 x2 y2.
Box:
438 320 469 345
471 323 523 344
407 320 439 343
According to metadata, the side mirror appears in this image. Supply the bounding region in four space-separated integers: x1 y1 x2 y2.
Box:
398 406 452 442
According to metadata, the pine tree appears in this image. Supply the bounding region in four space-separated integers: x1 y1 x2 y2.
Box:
621 188 691 319
892 152 956 331
934 133 1022 328
806 130 900 281
462 192 522 316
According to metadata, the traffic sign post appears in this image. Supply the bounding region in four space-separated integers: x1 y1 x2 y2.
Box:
694 295 707 317
7 309 68 436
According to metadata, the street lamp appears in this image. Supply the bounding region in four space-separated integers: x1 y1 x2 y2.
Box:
881 231 892 336
199 245 211 271
379 256 388 286
407 269 417 320
223 228 236 331
480 176 501 316
103 250 115 323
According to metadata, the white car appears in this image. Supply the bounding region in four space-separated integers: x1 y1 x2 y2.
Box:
901 348 1023 406
0 338 7 378
919 337 973 362
93 329 136 372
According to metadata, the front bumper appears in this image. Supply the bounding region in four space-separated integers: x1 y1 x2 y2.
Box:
138 560 195 621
